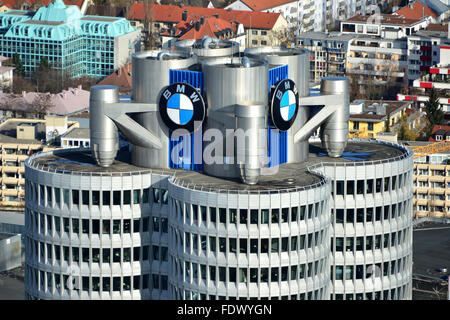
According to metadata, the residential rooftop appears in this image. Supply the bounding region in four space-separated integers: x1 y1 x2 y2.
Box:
345 13 423 26
127 3 283 30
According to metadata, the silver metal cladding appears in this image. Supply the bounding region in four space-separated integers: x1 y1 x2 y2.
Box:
90 85 120 167
174 38 240 59
131 51 198 168
320 76 350 158
245 46 310 163
235 103 268 185
201 56 269 182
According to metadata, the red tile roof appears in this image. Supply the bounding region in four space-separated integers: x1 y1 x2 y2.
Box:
239 0 296 11
127 3 282 30
393 2 438 19
162 16 235 40
0 0 83 9
429 124 450 142
97 64 132 94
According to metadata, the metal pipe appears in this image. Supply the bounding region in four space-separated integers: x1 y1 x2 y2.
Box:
320 77 350 158
89 85 120 167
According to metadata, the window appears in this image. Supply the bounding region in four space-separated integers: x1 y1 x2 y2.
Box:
353 122 359 130
368 122 374 131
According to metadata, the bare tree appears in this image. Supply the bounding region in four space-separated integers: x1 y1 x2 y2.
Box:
32 93 54 119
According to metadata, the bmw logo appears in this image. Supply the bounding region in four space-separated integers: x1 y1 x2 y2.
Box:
159 82 205 132
270 79 299 131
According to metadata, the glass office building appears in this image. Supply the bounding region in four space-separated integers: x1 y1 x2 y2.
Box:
0 0 140 79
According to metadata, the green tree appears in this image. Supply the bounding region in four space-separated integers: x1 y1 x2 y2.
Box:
423 87 444 137
12 53 25 77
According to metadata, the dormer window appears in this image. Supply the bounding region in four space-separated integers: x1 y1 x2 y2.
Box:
436 135 443 141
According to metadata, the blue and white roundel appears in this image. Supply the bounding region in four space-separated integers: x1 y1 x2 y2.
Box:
280 90 296 121
166 93 194 125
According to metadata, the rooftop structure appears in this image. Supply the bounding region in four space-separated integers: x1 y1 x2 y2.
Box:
393 1 438 20
0 0 140 79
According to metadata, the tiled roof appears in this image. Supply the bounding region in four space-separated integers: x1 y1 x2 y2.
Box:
429 124 450 141
97 64 132 93
0 0 83 9
127 3 282 30
345 13 423 26
161 16 236 40
0 86 89 116
240 0 296 11
393 2 438 19
425 23 448 32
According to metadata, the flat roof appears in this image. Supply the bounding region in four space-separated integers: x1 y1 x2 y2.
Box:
413 221 450 279
0 120 45 144
23 20 64 26
28 141 409 192
61 128 89 139
80 16 119 22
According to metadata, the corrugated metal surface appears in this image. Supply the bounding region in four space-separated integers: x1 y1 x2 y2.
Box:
169 69 204 171
268 65 288 167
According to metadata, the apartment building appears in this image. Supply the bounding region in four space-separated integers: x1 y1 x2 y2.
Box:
348 100 415 139
0 116 78 207
225 0 391 33
341 14 430 95
296 32 354 83
398 38 450 117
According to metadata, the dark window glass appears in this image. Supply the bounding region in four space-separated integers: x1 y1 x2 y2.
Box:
82 190 89 205
250 209 258 224
219 208 226 223
271 209 279 224
239 239 247 254
240 209 247 224
102 191 110 206
113 191 120 205
250 239 258 254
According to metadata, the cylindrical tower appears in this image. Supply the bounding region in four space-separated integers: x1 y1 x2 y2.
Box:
24 149 171 300
201 56 268 181
245 46 310 163
167 166 331 300
131 51 197 169
309 140 414 300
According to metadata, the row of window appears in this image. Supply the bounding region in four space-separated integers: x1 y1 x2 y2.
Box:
332 229 410 252
28 267 168 293
172 285 325 300
26 211 170 236
332 173 410 196
332 200 410 224
332 285 408 300
28 182 168 208
27 239 153 264
172 199 327 226
171 229 327 255
332 256 409 281
172 257 327 284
